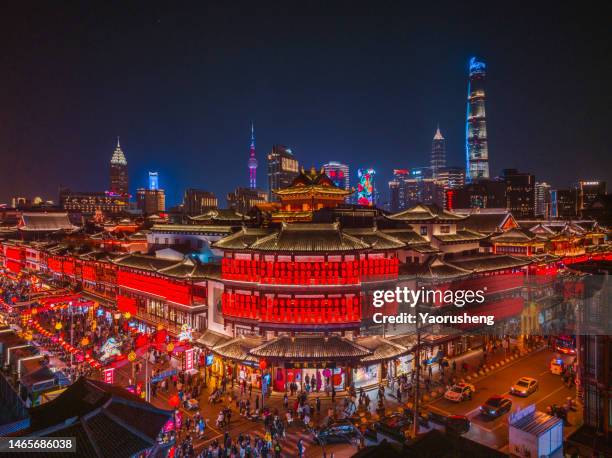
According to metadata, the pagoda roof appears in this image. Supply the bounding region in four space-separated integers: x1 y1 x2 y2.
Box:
446 254 531 272
459 211 518 234
386 204 467 222
401 255 472 280
273 167 352 197
112 254 179 271
113 254 219 280
433 229 486 243
189 209 247 222
212 335 264 362
157 258 221 281
344 227 406 249
410 243 441 254
249 335 372 361
195 330 233 349
151 224 233 234
211 227 273 250
249 222 371 252
380 228 427 245
17 212 78 232
388 334 418 350
24 377 172 458
355 336 409 363
490 227 539 243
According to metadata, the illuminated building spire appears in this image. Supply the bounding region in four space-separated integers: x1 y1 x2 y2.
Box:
248 122 258 189
465 56 490 182
431 124 446 178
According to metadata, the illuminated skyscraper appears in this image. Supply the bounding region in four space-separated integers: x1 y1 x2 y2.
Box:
431 125 446 178
465 57 490 182
149 172 159 190
110 137 129 196
267 145 299 201
322 162 350 190
357 168 376 206
248 122 258 189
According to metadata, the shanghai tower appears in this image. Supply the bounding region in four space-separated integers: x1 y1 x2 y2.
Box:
465 57 489 182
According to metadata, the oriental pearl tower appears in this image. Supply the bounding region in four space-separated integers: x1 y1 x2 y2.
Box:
248 122 257 189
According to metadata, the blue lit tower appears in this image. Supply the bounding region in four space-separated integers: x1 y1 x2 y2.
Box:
248 122 258 189
148 172 159 190
465 57 490 182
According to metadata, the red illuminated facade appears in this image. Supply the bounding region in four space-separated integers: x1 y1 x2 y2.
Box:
215 223 399 333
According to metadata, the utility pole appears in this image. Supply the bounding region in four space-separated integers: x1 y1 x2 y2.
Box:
412 305 421 438
69 301 74 366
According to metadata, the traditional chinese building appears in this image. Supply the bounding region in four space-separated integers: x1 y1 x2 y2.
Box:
270 167 353 222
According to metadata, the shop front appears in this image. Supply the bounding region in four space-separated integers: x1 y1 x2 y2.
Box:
272 362 346 393
352 364 380 388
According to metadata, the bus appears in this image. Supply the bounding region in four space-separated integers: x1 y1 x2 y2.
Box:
555 335 576 355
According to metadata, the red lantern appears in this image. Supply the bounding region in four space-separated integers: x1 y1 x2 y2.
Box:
168 394 180 408
259 359 267 370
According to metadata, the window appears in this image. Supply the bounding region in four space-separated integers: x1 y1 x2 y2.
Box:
440 225 450 234
420 226 427 236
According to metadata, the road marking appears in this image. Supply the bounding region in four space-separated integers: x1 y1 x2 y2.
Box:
534 385 567 406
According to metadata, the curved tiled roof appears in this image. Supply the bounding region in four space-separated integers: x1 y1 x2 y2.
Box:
212 335 264 362
433 229 486 243
157 258 221 280
18 213 78 232
380 228 427 245
250 335 372 361
189 209 247 222
273 167 352 197
211 227 272 250
386 204 467 222
248 222 371 252
446 255 531 272
343 227 406 249
355 336 409 363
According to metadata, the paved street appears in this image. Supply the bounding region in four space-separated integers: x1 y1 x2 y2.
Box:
426 348 581 452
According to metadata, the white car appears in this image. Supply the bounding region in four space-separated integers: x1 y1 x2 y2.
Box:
510 377 538 397
444 383 475 402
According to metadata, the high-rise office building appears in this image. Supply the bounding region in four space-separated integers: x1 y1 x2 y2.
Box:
577 180 606 211
149 172 159 190
267 145 299 201
436 167 465 191
535 182 551 218
465 57 490 182
227 187 268 215
503 168 536 218
322 162 350 191
450 179 506 210
136 188 165 215
183 189 218 216
431 126 446 178
248 123 258 189
436 167 465 209
110 137 129 196
550 189 578 218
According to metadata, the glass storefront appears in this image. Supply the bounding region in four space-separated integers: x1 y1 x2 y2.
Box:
352 364 380 388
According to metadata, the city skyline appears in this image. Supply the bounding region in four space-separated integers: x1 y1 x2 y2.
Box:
1 3 610 206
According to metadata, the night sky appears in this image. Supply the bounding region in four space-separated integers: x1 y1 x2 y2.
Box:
1 2 610 207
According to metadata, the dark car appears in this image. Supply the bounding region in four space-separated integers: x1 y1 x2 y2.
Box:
427 411 471 435
314 420 363 445
480 396 512 418
375 413 412 441
445 415 471 434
